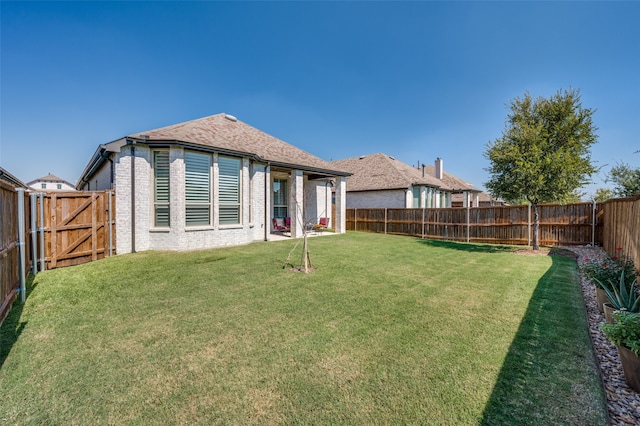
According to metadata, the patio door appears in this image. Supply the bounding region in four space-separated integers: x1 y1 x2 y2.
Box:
273 178 288 218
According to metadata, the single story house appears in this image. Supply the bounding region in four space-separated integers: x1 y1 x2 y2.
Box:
329 153 453 208
451 191 506 207
422 158 483 207
77 113 350 254
27 173 76 192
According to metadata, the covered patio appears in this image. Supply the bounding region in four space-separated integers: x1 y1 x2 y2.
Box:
267 165 346 240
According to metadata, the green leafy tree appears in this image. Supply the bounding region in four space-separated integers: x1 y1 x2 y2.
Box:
593 187 614 202
608 162 640 197
484 88 598 249
563 189 585 203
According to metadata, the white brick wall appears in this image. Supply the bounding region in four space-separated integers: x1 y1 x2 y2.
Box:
303 180 332 226
289 170 304 238
335 176 346 233
115 144 269 254
251 163 267 242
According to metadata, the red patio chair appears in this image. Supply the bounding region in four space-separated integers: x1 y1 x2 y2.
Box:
273 217 290 232
313 217 329 232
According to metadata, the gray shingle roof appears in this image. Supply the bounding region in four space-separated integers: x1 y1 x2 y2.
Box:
423 164 480 192
26 173 74 187
329 153 448 191
129 113 349 176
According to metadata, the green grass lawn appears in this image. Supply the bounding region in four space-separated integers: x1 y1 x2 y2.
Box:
0 232 607 425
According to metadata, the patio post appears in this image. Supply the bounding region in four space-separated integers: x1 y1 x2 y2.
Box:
335 176 346 234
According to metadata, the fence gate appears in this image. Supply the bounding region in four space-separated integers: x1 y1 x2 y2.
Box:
42 191 115 269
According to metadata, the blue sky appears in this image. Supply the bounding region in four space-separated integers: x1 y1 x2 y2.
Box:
1 1 638 198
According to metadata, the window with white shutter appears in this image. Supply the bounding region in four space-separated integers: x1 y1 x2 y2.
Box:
185 151 211 226
153 150 170 227
218 156 241 225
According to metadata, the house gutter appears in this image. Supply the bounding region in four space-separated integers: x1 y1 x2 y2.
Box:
76 138 126 190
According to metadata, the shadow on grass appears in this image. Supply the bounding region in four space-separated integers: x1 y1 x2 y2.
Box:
479 253 607 425
416 238 517 253
0 274 36 370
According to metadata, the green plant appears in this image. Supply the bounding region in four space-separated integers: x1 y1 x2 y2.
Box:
600 311 640 356
580 248 638 290
600 270 640 313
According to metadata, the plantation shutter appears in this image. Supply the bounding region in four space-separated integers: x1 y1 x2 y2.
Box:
153 150 170 227
185 151 211 226
219 156 241 224
413 187 420 208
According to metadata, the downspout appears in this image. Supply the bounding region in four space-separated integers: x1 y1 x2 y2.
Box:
109 158 115 189
130 141 136 253
264 163 270 241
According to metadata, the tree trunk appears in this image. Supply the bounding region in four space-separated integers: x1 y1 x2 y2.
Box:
532 202 540 250
301 233 310 273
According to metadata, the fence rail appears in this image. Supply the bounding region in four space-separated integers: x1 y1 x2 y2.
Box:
347 202 604 247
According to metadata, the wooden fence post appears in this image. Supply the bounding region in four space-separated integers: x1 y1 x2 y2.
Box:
91 193 98 261
384 208 387 234
466 201 470 243
30 193 38 275
527 204 531 247
17 188 26 303
39 193 45 271
592 200 596 247
50 194 57 269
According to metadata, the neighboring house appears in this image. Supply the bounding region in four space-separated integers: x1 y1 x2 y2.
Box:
0 166 28 189
27 173 75 192
451 191 507 207
423 158 483 207
329 153 453 208
76 113 350 254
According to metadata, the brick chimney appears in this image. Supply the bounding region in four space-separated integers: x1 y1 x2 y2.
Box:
435 157 444 180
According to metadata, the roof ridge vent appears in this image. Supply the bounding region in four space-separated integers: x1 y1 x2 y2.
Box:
224 113 238 122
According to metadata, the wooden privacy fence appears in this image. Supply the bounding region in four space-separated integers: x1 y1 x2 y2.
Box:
347 202 604 247
601 195 640 270
0 190 115 325
40 191 116 269
0 184 31 325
